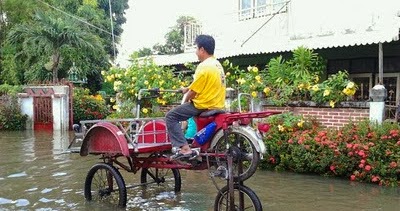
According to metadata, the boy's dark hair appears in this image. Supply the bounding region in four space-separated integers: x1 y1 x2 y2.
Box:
195 35 215 55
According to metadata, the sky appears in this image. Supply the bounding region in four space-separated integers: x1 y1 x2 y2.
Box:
116 0 229 66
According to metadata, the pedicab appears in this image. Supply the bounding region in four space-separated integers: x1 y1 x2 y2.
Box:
72 88 280 210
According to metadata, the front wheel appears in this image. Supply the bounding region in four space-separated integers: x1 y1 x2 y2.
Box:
84 163 127 207
213 129 260 182
214 184 262 211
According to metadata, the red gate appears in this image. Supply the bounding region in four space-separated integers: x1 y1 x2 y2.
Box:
33 96 53 130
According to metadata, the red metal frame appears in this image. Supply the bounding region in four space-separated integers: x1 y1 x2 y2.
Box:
80 110 281 172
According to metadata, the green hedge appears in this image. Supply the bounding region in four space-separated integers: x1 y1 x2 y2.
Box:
0 95 28 130
262 112 400 187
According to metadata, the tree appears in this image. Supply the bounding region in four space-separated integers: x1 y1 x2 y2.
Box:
7 11 103 83
153 16 198 55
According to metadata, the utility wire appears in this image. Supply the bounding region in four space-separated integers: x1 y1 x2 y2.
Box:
36 0 119 38
241 0 291 47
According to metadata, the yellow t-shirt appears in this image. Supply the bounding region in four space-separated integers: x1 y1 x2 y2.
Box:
188 57 226 109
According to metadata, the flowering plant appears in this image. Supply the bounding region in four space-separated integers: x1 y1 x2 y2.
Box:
262 113 400 186
102 56 189 117
309 70 357 107
222 59 267 98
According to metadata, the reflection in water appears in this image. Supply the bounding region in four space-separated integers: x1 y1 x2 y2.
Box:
0 131 398 210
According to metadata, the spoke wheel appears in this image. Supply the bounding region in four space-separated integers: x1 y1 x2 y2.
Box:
140 154 181 192
84 163 127 207
213 130 260 181
214 184 262 211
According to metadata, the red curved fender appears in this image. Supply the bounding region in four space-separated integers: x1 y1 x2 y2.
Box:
80 122 129 157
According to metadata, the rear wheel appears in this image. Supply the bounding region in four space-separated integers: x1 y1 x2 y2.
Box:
214 184 262 211
213 130 260 182
84 163 127 207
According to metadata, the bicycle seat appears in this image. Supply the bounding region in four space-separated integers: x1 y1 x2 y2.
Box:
199 109 225 117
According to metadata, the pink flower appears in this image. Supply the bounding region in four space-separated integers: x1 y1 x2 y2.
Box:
358 150 365 157
288 139 293 144
360 159 366 164
350 175 356 181
371 175 380 182
364 165 372 171
346 143 353 149
389 161 397 168
330 165 336 171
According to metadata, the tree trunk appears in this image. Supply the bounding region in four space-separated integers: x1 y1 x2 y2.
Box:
51 50 60 83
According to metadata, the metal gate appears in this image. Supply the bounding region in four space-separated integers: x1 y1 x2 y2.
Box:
33 96 53 130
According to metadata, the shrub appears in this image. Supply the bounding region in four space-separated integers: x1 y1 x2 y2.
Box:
0 95 28 130
101 56 189 118
262 113 400 186
72 88 110 124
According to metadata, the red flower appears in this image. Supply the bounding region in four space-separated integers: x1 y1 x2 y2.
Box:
350 175 356 181
358 150 365 157
371 175 380 182
346 143 353 149
364 165 372 172
359 163 364 169
360 159 366 164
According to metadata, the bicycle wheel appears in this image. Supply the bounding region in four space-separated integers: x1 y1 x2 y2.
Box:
214 184 262 211
213 129 260 181
140 154 181 192
84 163 127 207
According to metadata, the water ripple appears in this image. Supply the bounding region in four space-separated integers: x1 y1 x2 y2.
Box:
7 171 28 178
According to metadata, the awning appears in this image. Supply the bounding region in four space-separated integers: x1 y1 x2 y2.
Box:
152 21 400 66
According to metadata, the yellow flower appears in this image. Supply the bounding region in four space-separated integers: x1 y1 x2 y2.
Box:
278 125 285 132
323 89 330 97
311 85 319 91
101 70 106 75
247 65 252 71
297 119 305 128
346 82 355 89
110 98 116 103
329 100 336 108
142 108 148 114
236 78 246 85
314 75 319 83
252 66 258 73
226 72 231 76
255 75 261 81
263 87 271 95
144 80 149 85
251 91 257 98
298 83 305 90
112 104 119 110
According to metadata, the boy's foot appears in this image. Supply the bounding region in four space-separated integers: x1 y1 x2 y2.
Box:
170 148 199 160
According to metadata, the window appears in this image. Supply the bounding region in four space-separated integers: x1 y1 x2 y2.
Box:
239 0 287 20
349 73 373 101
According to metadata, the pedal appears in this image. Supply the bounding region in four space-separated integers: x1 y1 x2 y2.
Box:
211 166 228 179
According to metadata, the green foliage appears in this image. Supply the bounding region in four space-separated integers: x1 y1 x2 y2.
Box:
73 88 110 124
0 95 28 130
223 47 357 106
262 114 400 186
223 59 267 98
0 0 128 90
0 84 23 96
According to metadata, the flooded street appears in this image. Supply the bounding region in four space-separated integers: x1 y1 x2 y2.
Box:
0 130 399 210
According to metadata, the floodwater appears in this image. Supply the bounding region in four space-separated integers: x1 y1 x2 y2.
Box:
0 130 399 210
